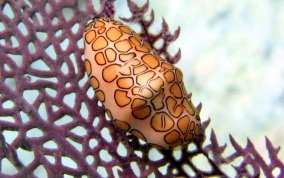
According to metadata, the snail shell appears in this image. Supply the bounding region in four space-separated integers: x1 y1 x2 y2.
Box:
84 17 201 149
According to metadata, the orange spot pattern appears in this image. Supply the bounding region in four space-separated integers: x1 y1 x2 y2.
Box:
84 17 201 149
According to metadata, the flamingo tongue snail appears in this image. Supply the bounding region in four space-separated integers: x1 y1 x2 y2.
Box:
84 17 202 149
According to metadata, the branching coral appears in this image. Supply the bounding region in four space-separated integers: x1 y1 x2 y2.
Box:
0 0 283 177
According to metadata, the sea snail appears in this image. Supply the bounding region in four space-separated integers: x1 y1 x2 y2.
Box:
84 17 201 149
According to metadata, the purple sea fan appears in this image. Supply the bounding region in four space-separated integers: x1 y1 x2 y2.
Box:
0 0 283 177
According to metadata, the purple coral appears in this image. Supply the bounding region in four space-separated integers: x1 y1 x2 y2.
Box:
0 0 283 177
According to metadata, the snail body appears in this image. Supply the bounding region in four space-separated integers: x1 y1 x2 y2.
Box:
84 17 201 149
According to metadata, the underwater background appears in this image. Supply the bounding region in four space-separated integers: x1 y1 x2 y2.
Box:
0 0 283 177
116 0 284 161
